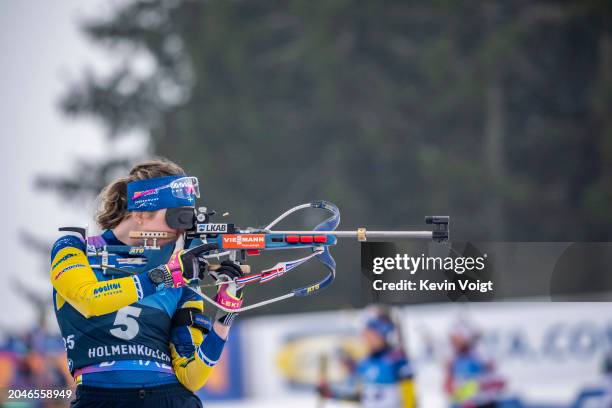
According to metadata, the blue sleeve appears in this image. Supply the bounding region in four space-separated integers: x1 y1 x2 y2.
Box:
394 355 415 380
172 288 226 366
197 329 226 366
134 270 157 297
178 285 202 304
50 235 86 263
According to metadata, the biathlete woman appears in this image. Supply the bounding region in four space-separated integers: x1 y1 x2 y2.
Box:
50 159 244 407
317 307 417 408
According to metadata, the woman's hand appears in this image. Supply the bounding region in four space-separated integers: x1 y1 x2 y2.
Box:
210 260 245 326
148 244 214 289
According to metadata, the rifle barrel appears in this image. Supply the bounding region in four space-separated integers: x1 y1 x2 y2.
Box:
271 230 434 239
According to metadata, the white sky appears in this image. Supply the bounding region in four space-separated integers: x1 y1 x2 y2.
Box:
0 1 147 332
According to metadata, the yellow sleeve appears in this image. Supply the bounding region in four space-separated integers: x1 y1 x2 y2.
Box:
170 299 226 392
51 245 140 317
399 379 417 408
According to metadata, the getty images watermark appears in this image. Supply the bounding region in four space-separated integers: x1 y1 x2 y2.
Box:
361 242 612 303
370 252 493 294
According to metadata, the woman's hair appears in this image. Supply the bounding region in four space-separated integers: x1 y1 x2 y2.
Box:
96 158 186 230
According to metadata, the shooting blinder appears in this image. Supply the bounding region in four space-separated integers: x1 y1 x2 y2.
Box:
166 207 196 230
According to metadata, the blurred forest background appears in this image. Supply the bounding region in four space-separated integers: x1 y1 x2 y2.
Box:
38 0 612 313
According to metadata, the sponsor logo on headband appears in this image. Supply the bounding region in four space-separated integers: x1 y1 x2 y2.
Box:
132 188 159 201
135 197 160 208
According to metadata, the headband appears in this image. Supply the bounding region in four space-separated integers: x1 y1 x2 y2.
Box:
126 175 199 211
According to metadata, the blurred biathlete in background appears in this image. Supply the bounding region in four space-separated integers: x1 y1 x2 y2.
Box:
444 320 506 408
49 158 245 407
317 306 417 408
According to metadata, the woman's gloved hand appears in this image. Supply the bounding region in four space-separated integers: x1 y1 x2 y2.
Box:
147 244 213 289
210 260 245 326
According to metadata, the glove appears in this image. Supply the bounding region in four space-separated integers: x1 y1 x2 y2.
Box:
148 244 213 289
211 260 245 326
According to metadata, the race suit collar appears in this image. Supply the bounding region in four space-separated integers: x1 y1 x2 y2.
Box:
370 346 392 359
102 229 125 246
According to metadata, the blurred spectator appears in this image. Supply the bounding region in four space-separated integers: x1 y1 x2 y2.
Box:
444 319 506 408
0 327 72 407
318 305 416 408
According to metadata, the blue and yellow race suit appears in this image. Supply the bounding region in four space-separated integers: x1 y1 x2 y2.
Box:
50 229 224 391
330 347 416 408
356 348 416 408
445 350 505 408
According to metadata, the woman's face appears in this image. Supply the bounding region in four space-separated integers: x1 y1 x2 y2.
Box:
143 209 175 232
363 328 386 353
136 209 185 245
450 334 473 353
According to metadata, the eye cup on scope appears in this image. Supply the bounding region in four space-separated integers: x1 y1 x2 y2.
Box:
166 207 196 230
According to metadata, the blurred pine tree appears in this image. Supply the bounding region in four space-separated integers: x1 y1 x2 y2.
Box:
40 0 612 311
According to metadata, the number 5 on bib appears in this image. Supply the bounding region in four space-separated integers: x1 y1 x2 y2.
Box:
110 305 141 340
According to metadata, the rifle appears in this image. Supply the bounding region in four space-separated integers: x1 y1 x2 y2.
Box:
70 200 448 313
184 200 449 312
